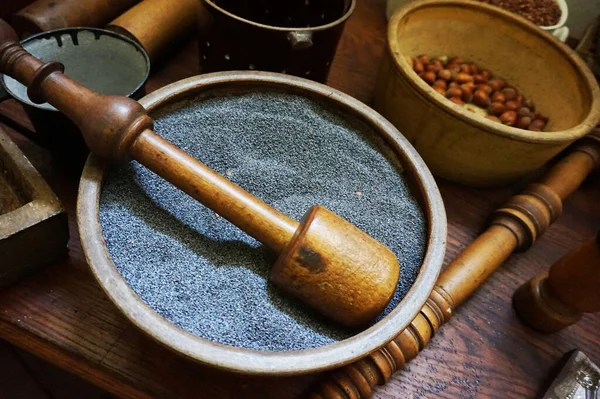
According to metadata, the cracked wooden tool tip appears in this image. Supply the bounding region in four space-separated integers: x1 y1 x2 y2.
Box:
0 19 400 327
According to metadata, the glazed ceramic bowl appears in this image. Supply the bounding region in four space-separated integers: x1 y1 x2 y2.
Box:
375 0 600 186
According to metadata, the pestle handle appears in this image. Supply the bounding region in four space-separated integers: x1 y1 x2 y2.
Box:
0 19 297 253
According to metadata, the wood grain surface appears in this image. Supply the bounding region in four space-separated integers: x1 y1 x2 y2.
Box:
0 0 598 398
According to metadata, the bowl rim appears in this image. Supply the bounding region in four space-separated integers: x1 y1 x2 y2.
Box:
77 71 447 375
388 0 600 144
202 0 356 32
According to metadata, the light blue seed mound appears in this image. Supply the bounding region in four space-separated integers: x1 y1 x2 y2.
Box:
99 91 427 352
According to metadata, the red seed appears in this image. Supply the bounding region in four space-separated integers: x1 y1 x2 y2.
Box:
449 96 464 105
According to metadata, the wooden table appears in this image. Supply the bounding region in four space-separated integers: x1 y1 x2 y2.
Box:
1 1 599 398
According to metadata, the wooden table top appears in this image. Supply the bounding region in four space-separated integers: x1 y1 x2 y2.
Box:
1 1 599 398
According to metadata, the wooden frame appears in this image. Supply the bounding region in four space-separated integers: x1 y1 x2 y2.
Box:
0 125 68 288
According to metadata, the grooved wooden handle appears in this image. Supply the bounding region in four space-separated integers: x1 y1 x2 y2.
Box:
0 19 297 253
310 131 600 398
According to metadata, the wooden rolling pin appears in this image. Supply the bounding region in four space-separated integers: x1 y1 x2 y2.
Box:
310 131 600 397
11 0 139 38
107 0 201 61
0 19 400 327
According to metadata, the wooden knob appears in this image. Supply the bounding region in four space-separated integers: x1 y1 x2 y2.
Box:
513 233 600 333
0 19 400 326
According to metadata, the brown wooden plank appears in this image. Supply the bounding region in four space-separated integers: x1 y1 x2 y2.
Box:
0 1 598 398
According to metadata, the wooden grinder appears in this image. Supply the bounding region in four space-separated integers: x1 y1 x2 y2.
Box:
513 232 600 333
0 19 400 327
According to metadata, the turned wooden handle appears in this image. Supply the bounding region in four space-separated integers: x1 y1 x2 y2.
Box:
0 19 296 253
310 131 600 398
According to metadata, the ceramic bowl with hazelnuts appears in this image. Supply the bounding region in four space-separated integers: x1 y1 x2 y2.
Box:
374 0 600 187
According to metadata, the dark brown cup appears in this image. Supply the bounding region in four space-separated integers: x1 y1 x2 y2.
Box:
197 0 355 83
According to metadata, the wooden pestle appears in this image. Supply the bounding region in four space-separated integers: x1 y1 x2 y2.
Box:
0 19 400 327
513 232 600 333
310 131 600 397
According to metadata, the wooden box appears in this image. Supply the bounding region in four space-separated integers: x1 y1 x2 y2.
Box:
0 126 68 288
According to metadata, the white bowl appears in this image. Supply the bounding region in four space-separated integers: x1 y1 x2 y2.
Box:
386 0 569 41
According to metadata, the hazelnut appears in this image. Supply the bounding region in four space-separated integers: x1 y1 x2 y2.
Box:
488 102 505 116
426 60 443 73
499 110 517 126
516 116 532 129
416 54 429 64
448 56 463 65
476 84 493 95
469 63 479 74
433 86 446 96
426 63 443 73
473 90 491 107
523 98 535 111
517 107 532 117
449 97 464 105
529 119 546 131
448 81 460 89
486 115 502 123
501 87 517 101
456 73 474 83
413 60 425 74
433 79 447 90
505 100 521 111
481 69 491 80
438 69 452 81
491 91 506 103
488 79 505 92
446 87 463 98
534 114 549 124
460 83 474 102
459 64 471 74
474 74 488 84
420 71 436 85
